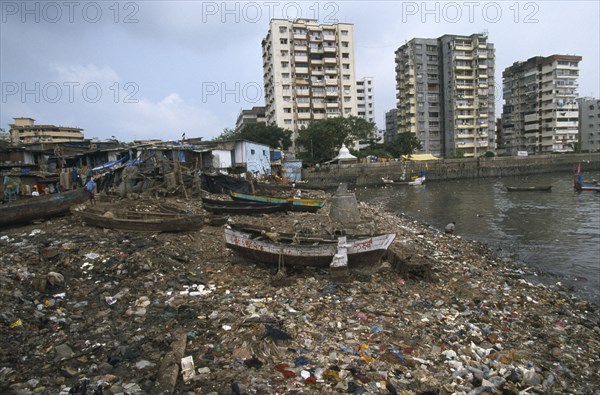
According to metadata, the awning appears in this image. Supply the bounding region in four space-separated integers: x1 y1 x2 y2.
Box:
402 154 439 161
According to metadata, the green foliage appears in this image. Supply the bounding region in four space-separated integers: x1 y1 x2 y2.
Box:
296 116 375 163
386 132 422 157
355 147 392 160
212 124 292 150
480 151 495 158
454 150 466 159
212 127 239 141
0 139 11 149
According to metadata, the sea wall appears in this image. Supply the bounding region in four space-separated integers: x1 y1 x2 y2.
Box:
301 153 600 189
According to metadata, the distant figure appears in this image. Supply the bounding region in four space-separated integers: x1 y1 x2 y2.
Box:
85 177 96 206
444 221 456 234
31 186 40 197
71 167 80 188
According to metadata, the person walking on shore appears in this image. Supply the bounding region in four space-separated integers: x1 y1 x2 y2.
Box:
85 177 96 206
444 221 456 234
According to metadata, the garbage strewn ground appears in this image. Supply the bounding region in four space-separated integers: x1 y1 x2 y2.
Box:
1 195 598 395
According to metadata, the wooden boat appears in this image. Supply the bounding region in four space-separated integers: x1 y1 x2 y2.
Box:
381 177 409 185
230 191 325 213
0 188 88 228
574 175 600 191
506 185 552 192
71 207 203 232
224 227 396 268
202 201 289 215
202 196 292 208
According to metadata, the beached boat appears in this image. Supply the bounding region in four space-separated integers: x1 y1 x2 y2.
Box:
230 191 325 213
506 185 552 192
202 201 289 215
0 188 88 228
71 207 203 232
224 227 396 268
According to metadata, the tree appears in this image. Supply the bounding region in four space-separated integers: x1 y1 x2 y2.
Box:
387 132 422 158
212 124 292 150
296 116 375 163
212 127 239 141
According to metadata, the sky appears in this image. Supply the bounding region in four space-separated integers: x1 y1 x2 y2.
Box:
1 1 599 142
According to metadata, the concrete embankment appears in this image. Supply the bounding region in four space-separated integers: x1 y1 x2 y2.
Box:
301 153 600 189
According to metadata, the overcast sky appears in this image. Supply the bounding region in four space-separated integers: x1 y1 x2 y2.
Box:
1 1 598 142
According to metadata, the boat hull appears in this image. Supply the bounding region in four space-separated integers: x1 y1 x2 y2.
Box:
230 191 324 213
73 208 203 232
0 189 88 228
506 186 552 191
224 228 396 268
202 202 289 215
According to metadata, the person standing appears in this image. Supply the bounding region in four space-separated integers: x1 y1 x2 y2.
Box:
85 177 96 206
71 167 80 188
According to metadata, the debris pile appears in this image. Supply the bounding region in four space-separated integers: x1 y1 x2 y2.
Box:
0 196 598 394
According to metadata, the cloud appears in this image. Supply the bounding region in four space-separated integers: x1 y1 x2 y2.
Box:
49 64 120 84
107 93 221 141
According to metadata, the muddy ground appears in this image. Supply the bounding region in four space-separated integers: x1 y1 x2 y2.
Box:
0 194 598 394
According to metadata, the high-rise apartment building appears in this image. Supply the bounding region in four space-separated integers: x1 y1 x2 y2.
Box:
395 33 495 158
235 106 266 131
356 77 375 124
577 97 600 152
384 108 399 143
262 19 357 149
502 55 581 154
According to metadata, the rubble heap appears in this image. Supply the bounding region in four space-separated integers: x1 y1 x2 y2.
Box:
0 197 598 395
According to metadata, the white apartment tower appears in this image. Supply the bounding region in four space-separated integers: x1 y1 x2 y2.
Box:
262 19 358 149
502 55 581 154
395 33 496 158
356 77 375 124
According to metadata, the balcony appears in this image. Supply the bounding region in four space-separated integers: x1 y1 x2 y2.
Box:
325 78 339 86
294 55 308 63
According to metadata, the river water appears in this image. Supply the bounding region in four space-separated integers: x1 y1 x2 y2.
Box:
354 171 600 304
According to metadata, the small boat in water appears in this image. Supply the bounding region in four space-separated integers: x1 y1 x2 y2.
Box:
574 175 600 191
0 188 88 228
224 227 396 268
408 176 426 186
230 191 325 213
506 185 552 192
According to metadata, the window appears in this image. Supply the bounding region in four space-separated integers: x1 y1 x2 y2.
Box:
342 41 349 47
280 38 288 44
279 26 287 33
251 149 255 155
341 30 348 36
342 53 349 59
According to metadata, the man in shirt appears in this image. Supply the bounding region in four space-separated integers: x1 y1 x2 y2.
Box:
85 177 96 206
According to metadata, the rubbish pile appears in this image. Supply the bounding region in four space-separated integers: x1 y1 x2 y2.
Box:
0 196 598 394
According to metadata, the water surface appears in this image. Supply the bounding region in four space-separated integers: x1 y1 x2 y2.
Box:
354 172 600 303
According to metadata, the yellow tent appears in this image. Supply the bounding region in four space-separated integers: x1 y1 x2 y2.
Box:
402 154 439 161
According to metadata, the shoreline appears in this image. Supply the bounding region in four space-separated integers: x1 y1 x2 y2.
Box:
0 196 598 394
